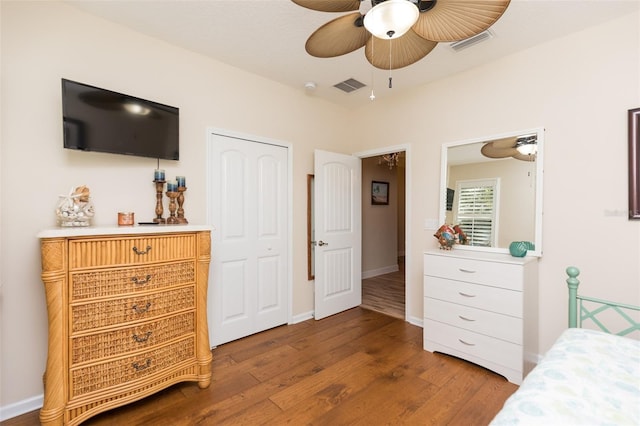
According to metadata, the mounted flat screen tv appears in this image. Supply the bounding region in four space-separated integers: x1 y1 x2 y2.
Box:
62 79 179 160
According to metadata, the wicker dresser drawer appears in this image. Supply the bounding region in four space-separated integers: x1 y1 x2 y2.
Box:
424 275 522 318
71 286 195 333
70 336 196 398
70 260 195 300
69 234 197 269
71 311 195 365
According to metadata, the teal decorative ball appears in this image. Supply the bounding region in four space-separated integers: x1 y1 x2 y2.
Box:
509 241 528 257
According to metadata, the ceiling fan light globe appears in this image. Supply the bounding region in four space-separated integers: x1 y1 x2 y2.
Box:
515 140 537 156
364 0 419 40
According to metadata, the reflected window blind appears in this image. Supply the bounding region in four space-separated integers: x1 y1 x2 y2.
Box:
454 179 498 247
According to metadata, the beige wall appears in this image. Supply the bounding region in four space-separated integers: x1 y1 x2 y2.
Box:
2 0 639 415
361 157 398 275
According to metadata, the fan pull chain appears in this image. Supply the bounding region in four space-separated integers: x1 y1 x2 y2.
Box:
370 36 376 101
388 38 393 89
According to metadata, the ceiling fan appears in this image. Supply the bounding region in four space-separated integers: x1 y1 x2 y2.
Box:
481 134 538 162
291 0 511 70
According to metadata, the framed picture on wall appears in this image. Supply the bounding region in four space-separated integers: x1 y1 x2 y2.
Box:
371 181 389 205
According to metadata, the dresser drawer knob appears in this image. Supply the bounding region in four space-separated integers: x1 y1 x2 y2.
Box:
458 292 476 298
132 359 151 371
458 315 476 322
132 302 152 314
132 331 152 343
132 245 152 255
458 268 476 273
131 275 152 285
458 339 476 346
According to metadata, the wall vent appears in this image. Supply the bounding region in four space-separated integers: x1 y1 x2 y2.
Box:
450 30 493 52
333 78 366 93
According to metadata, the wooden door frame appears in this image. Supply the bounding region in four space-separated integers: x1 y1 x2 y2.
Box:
353 144 413 324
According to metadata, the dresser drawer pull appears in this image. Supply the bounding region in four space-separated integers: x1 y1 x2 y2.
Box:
132 359 151 371
458 315 475 322
458 339 476 346
132 331 152 343
458 268 476 273
132 245 152 255
132 302 152 314
458 292 476 298
131 274 152 285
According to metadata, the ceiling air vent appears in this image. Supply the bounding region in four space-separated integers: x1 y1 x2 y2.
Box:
450 30 493 52
333 78 366 93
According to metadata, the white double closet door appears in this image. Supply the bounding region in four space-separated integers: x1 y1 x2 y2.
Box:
208 131 288 346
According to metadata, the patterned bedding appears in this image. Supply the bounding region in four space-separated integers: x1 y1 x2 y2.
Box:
490 328 640 425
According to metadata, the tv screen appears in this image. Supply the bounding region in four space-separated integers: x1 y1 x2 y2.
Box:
62 79 179 160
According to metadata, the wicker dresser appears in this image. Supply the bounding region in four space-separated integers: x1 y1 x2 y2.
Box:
38 226 212 426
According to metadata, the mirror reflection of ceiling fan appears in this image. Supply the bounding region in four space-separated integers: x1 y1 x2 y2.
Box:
291 0 511 70
481 134 538 162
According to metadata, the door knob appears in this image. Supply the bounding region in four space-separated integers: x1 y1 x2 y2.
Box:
317 240 328 246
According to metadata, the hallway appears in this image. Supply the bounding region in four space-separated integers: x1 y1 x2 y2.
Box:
360 258 405 319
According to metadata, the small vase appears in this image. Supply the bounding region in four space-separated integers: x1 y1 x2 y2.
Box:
509 241 528 257
56 196 95 227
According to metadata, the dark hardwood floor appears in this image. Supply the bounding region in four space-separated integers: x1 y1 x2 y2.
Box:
3 307 517 426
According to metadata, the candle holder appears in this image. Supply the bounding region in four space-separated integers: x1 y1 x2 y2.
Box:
153 180 166 223
165 191 180 224
176 186 188 224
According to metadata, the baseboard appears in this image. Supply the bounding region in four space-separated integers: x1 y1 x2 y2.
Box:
523 350 542 377
362 264 399 280
407 315 423 328
290 310 314 324
0 394 43 421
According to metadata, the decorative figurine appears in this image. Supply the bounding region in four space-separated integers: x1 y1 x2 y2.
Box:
434 224 456 250
453 224 468 245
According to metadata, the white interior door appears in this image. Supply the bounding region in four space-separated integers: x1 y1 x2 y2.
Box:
208 132 288 346
314 149 361 319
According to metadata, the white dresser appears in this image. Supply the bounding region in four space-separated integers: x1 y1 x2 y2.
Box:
423 250 538 384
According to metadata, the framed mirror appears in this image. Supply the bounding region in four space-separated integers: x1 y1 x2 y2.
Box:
439 128 544 256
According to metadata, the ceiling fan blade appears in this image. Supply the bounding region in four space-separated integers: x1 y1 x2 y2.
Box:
305 12 370 58
292 0 361 13
413 0 511 42
491 136 518 149
365 30 438 70
512 152 536 162
480 141 517 158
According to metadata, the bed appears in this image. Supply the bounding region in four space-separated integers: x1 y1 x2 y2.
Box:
490 266 640 425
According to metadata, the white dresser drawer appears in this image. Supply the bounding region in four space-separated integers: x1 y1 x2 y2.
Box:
424 319 522 371
424 253 523 291
424 297 522 344
424 276 522 317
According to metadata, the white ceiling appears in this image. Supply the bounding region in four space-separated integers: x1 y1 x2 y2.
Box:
67 0 639 109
